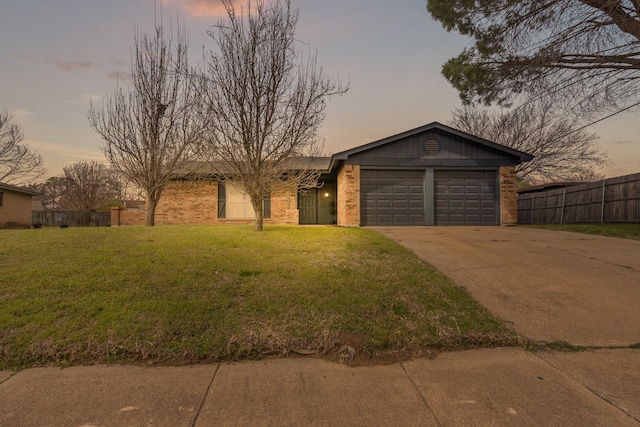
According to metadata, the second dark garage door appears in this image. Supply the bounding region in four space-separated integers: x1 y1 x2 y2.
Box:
361 170 424 226
435 170 497 225
360 169 497 226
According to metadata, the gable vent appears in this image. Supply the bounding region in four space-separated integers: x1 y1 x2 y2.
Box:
423 139 440 156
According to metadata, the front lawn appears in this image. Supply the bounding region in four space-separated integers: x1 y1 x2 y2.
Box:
523 223 640 240
0 225 518 369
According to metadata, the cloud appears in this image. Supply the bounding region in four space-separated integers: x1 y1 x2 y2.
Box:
9 108 33 119
163 0 229 17
62 94 104 106
53 58 95 72
7 108 33 125
27 139 106 162
11 53 37 61
162 0 271 17
107 71 134 84
614 140 634 145
82 93 102 103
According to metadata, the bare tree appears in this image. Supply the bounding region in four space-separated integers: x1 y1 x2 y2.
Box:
27 177 67 210
197 0 348 231
58 161 121 211
0 110 46 185
88 22 202 225
450 102 608 184
427 0 640 114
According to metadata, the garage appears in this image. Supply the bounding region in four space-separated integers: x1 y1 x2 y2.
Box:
361 170 424 226
332 122 532 227
434 170 497 225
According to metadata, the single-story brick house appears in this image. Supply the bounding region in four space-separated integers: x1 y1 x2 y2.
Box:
112 122 532 227
0 182 40 228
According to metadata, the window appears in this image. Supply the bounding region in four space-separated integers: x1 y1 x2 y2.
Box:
0 191 3 207
218 182 270 219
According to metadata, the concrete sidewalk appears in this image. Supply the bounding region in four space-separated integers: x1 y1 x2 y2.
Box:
2 348 639 426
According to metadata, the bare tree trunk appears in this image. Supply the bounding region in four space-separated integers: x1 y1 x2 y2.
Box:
252 197 264 232
146 190 161 226
146 199 156 226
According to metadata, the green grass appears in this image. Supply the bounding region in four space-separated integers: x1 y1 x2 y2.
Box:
0 225 518 369
523 223 640 240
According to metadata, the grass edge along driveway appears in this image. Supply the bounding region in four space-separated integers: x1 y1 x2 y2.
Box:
523 223 640 241
0 225 519 369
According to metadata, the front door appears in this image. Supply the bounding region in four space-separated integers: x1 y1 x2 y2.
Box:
298 190 317 224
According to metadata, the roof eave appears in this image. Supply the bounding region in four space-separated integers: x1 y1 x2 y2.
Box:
0 182 41 196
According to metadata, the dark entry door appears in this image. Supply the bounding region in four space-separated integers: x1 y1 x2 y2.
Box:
298 190 317 224
434 170 497 225
360 170 424 226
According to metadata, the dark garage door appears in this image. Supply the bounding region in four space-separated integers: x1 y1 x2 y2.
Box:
435 170 497 225
361 170 424 226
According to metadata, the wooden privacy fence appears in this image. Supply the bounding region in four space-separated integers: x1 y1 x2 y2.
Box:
517 173 640 224
32 211 111 227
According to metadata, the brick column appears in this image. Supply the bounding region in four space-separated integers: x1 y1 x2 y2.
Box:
337 164 360 226
499 166 517 225
271 186 299 224
110 207 121 227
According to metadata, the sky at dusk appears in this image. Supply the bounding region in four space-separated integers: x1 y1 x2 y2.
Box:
1 0 638 180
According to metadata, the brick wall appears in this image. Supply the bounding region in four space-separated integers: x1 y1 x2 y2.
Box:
270 186 299 225
155 181 218 225
111 207 146 226
499 166 517 225
337 164 360 226
112 180 300 226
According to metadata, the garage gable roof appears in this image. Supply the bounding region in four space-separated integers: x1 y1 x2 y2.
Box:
331 122 534 166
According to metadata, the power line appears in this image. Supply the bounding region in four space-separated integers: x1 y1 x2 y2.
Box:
557 100 640 139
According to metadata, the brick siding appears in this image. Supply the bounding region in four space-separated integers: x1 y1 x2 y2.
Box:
112 180 300 226
337 164 360 226
499 166 517 225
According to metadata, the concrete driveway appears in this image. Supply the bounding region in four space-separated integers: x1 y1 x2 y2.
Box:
371 226 640 347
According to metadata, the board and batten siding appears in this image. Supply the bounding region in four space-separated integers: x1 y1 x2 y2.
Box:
344 130 518 168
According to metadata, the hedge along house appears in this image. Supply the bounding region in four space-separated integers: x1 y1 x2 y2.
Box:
111 122 532 227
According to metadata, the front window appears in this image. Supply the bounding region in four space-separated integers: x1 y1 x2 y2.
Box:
226 182 256 218
218 182 270 219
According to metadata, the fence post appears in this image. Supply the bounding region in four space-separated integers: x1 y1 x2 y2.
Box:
110 207 121 227
601 180 606 223
530 194 534 224
560 188 566 224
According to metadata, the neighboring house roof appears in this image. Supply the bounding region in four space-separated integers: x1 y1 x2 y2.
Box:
330 121 533 169
0 182 40 196
32 200 44 211
517 182 583 194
